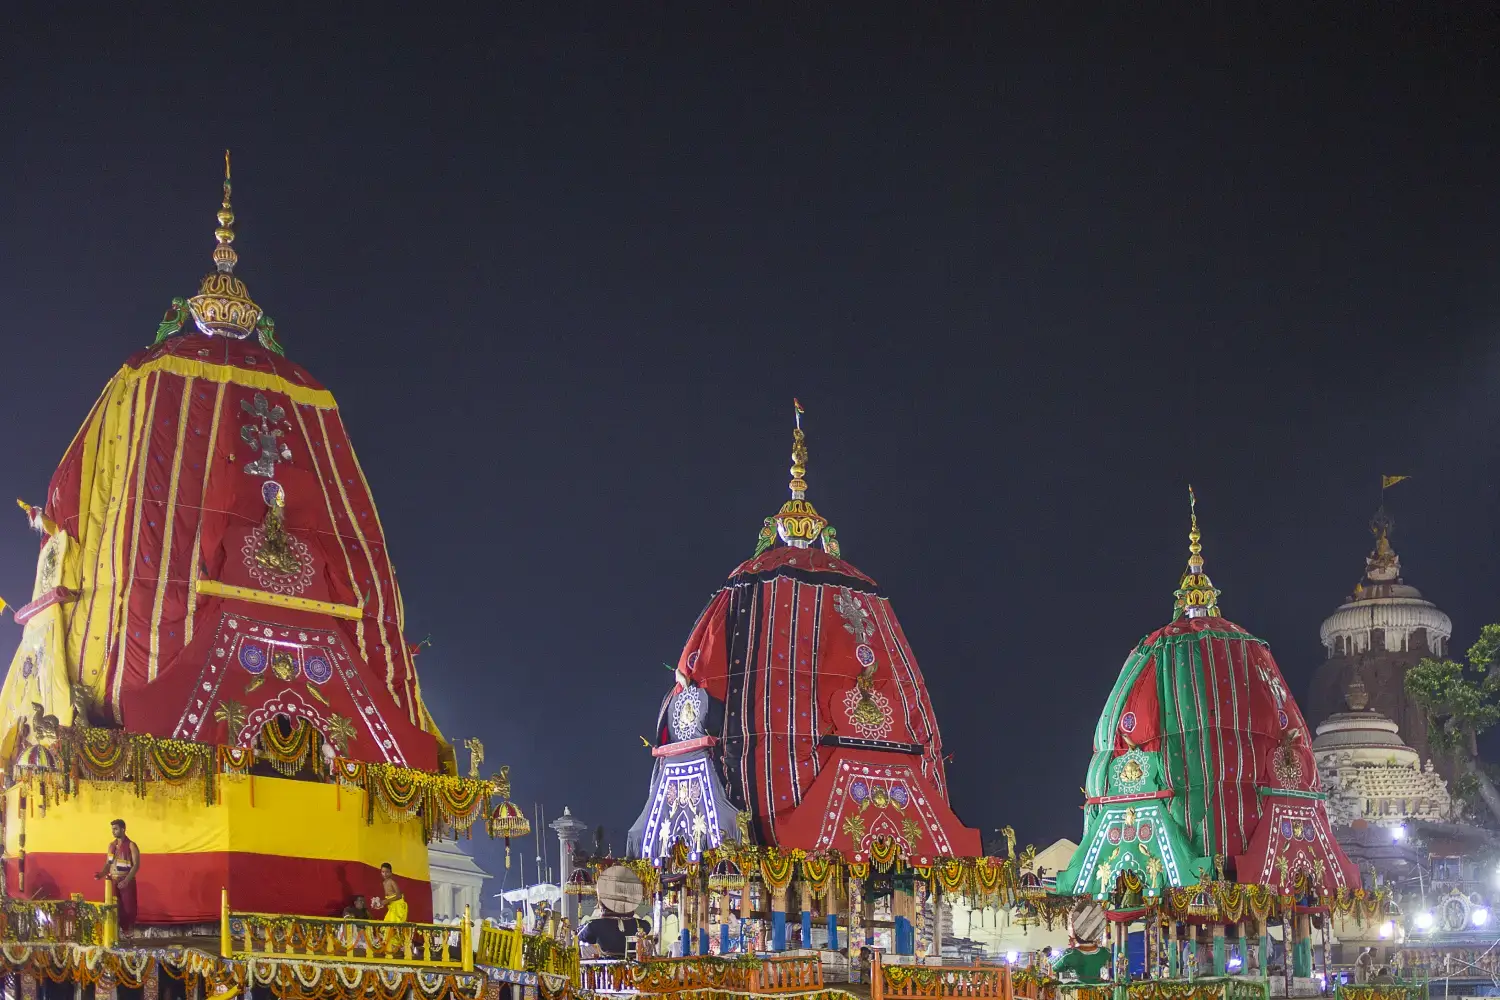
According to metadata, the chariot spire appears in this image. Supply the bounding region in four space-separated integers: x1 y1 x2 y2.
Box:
1173 485 1221 619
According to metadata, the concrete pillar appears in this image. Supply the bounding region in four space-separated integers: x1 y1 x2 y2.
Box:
548 808 588 930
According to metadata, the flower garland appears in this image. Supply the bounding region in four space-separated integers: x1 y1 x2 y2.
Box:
800 857 837 898
21 726 509 841
0 943 488 1000
257 719 320 777
758 851 798 892
334 760 493 836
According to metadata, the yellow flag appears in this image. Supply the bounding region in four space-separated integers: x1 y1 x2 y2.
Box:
0 596 9 617
1381 475 1410 490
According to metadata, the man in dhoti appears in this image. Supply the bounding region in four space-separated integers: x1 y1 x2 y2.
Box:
95 819 140 935
370 863 408 922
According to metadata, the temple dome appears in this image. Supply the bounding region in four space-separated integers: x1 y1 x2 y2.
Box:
1319 508 1451 658
628 404 981 864
1313 678 1453 827
1312 678 1415 763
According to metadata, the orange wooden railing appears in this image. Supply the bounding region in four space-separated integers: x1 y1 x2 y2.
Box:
872 954 1014 1000
630 955 824 995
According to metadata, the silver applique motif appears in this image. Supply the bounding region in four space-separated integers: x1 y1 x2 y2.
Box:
240 393 292 477
835 587 876 644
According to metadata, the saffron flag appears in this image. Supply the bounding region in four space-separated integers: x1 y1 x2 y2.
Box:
1382 475 1411 490
0 596 8 618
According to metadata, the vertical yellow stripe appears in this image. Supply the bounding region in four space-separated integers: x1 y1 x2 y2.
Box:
348 446 420 725
109 373 162 722
65 378 126 667
148 377 195 681
185 382 226 646
316 410 393 702
291 405 366 662
80 374 148 701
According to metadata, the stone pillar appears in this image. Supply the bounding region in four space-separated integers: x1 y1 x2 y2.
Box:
548 808 588 930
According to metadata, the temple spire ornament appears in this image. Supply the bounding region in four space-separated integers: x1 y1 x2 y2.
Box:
213 149 238 274
1172 485 1221 619
187 150 265 341
771 399 830 550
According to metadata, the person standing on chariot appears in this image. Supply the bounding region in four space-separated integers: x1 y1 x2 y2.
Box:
94 819 140 934
370 863 408 922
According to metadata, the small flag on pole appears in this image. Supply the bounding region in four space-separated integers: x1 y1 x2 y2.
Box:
793 398 804 415
0 596 9 619
1381 475 1411 490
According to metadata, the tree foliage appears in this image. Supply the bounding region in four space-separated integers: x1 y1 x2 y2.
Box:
1407 624 1500 820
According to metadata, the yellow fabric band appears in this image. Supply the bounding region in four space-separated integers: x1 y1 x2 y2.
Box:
3 778 428 879
196 580 363 620
124 355 337 409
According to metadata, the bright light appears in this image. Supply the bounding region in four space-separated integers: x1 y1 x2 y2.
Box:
1473 908 1490 927
1006 951 1019 964
1378 921 1393 939
1392 825 1407 842
1415 912 1435 931
1227 957 1243 971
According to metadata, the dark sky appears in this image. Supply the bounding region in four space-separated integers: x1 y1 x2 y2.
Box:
3 6 1499 889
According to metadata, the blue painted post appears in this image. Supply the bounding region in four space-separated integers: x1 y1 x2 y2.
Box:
680 927 691 956
801 910 813 951
720 923 730 954
699 926 711 956
772 910 788 952
827 913 839 952
893 876 915 956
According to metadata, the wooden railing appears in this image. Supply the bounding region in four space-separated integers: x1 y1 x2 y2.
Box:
749 955 824 993
0 881 117 947
220 890 472 970
628 955 823 995
476 921 580 979
1334 985 1427 1000
872 955 1012 1000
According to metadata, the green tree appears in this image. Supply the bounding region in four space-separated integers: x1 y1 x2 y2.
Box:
1406 624 1500 824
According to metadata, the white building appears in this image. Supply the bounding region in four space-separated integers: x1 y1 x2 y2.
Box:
429 838 492 920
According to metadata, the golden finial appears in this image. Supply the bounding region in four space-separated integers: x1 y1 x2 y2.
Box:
213 150 238 273
770 399 829 550
789 398 808 497
188 151 263 340
1173 484 1221 619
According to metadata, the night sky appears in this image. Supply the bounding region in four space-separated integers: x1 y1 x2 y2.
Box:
3 6 1499 893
